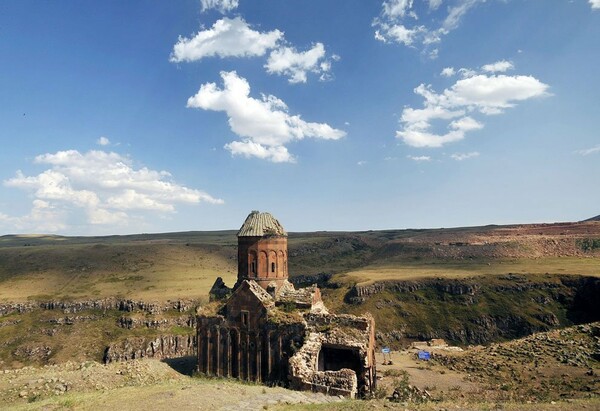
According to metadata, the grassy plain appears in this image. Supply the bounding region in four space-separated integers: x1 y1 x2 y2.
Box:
344 257 600 286
1 221 599 302
0 237 238 302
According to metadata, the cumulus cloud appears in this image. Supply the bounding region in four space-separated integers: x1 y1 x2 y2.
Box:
376 0 600 50
482 60 514 73
383 0 415 18
171 17 337 83
374 0 486 52
0 200 67 233
397 62 549 148
375 23 426 46
2 149 223 232
407 155 431 161
97 136 110 146
186 71 345 162
200 0 238 13
441 67 456 77
170 17 282 62
265 43 334 84
451 151 480 160
576 145 600 156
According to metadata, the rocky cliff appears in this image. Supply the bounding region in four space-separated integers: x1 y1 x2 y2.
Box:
339 274 600 346
103 335 196 363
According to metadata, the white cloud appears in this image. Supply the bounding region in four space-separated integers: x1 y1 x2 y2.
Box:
224 140 294 163
374 0 485 51
482 60 514 73
265 43 332 84
2 149 223 232
451 151 480 160
397 62 549 148
407 155 431 161
576 145 600 155
458 67 477 78
170 17 282 62
186 71 345 163
385 24 426 46
383 0 415 18
0 200 67 233
442 0 482 31
378 0 600 50
97 136 110 146
441 67 456 77
357 160 367 166
200 0 238 13
428 0 443 9
171 17 338 83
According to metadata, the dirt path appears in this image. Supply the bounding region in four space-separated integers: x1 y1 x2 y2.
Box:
0 359 343 410
375 349 481 399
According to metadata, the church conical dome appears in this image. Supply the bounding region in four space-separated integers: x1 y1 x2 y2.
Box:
237 210 287 237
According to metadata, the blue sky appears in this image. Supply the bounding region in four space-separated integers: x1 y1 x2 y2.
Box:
1 0 599 235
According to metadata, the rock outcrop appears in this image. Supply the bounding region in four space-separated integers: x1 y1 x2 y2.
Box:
103 334 196 363
0 298 197 317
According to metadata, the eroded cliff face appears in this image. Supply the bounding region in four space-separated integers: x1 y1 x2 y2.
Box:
1 276 598 369
0 298 196 317
103 335 196 363
0 299 198 369
340 274 600 347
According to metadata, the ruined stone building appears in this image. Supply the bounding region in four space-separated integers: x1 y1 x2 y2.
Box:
197 211 377 398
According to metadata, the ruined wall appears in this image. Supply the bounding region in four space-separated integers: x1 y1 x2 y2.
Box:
289 313 377 398
196 316 305 385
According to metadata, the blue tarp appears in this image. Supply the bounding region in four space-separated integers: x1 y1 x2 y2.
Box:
418 350 431 360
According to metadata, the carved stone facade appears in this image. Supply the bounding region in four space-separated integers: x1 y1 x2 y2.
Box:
197 211 376 398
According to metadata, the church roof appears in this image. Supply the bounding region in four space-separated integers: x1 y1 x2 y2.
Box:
237 210 287 237
228 280 274 308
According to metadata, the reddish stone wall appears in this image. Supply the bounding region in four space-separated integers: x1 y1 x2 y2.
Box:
197 316 304 384
238 236 288 289
225 286 268 330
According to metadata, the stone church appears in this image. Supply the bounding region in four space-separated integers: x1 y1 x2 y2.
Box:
196 211 377 398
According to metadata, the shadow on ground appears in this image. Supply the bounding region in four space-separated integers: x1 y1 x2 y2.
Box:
162 356 197 376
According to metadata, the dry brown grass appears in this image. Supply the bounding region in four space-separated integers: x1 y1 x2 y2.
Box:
0 243 237 302
345 257 600 286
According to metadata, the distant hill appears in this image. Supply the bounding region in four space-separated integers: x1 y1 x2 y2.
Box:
584 215 600 222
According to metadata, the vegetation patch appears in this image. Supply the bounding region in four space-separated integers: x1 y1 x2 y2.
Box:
577 238 600 251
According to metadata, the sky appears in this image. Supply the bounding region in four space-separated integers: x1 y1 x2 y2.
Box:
1 0 599 235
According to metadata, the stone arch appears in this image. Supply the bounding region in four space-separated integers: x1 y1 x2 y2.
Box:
277 250 285 278
211 325 220 375
248 250 257 278
220 327 229 377
230 328 239 378
268 250 277 278
240 329 249 380
259 251 268 278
